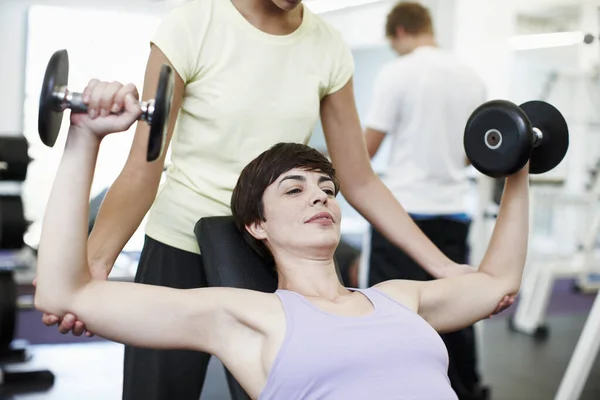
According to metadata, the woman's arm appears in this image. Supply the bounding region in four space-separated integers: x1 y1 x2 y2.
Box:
377 165 529 333
87 45 186 277
45 280 250 353
320 79 458 277
33 85 241 354
39 46 186 337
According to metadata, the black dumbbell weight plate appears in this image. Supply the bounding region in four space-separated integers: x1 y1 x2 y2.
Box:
0 196 28 250
464 100 533 178
147 65 174 162
38 50 69 147
520 101 569 175
0 269 17 356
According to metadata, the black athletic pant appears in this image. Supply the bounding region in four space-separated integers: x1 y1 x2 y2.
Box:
122 235 250 400
368 217 485 400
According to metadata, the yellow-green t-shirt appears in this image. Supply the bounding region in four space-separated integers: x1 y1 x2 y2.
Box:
146 0 354 254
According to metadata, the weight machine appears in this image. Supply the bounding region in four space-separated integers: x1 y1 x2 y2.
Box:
0 135 54 397
545 169 600 399
507 30 600 398
552 31 600 399
508 168 600 337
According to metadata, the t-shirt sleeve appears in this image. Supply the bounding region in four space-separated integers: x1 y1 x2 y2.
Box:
324 31 355 96
150 3 201 84
365 65 401 134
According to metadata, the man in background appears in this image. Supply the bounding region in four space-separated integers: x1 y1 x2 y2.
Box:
363 2 489 399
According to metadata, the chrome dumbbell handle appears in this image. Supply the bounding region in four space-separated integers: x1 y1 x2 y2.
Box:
532 127 543 148
51 86 154 123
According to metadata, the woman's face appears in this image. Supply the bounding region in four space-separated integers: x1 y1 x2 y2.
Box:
270 0 303 11
247 168 341 258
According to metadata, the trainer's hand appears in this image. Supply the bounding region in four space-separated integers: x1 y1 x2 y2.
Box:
70 80 142 137
33 267 107 337
489 295 516 318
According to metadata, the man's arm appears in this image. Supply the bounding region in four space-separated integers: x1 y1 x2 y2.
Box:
34 95 252 355
363 63 398 161
364 128 386 159
378 166 529 332
320 79 455 277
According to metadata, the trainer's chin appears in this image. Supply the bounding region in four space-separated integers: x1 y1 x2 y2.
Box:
279 0 302 10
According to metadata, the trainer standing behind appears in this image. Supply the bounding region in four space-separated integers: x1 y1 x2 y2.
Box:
364 2 489 400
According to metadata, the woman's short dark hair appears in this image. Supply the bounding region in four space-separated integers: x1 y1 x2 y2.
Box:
231 142 340 261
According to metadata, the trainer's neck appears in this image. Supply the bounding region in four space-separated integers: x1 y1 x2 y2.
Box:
231 0 304 35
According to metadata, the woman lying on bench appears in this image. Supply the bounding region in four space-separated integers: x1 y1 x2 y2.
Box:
35 81 526 400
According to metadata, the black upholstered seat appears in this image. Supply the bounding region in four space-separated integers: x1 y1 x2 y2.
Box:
194 216 275 400
194 216 278 292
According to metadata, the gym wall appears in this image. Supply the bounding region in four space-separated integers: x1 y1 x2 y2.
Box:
22 4 163 224
0 0 166 250
0 0 166 247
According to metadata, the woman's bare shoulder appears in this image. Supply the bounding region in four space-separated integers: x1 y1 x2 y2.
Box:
372 280 420 313
204 287 284 329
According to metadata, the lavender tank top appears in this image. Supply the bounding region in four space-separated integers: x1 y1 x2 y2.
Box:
258 287 457 400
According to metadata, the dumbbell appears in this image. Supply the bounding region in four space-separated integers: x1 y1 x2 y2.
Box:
38 49 174 162
464 100 569 178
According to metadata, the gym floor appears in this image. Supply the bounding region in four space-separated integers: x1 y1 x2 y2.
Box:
6 280 600 400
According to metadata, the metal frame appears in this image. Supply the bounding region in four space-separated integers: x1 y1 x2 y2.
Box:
508 169 600 399
554 291 600 399
511 170 600 337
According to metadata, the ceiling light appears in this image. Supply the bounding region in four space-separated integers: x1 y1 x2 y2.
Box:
510 31 586 50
